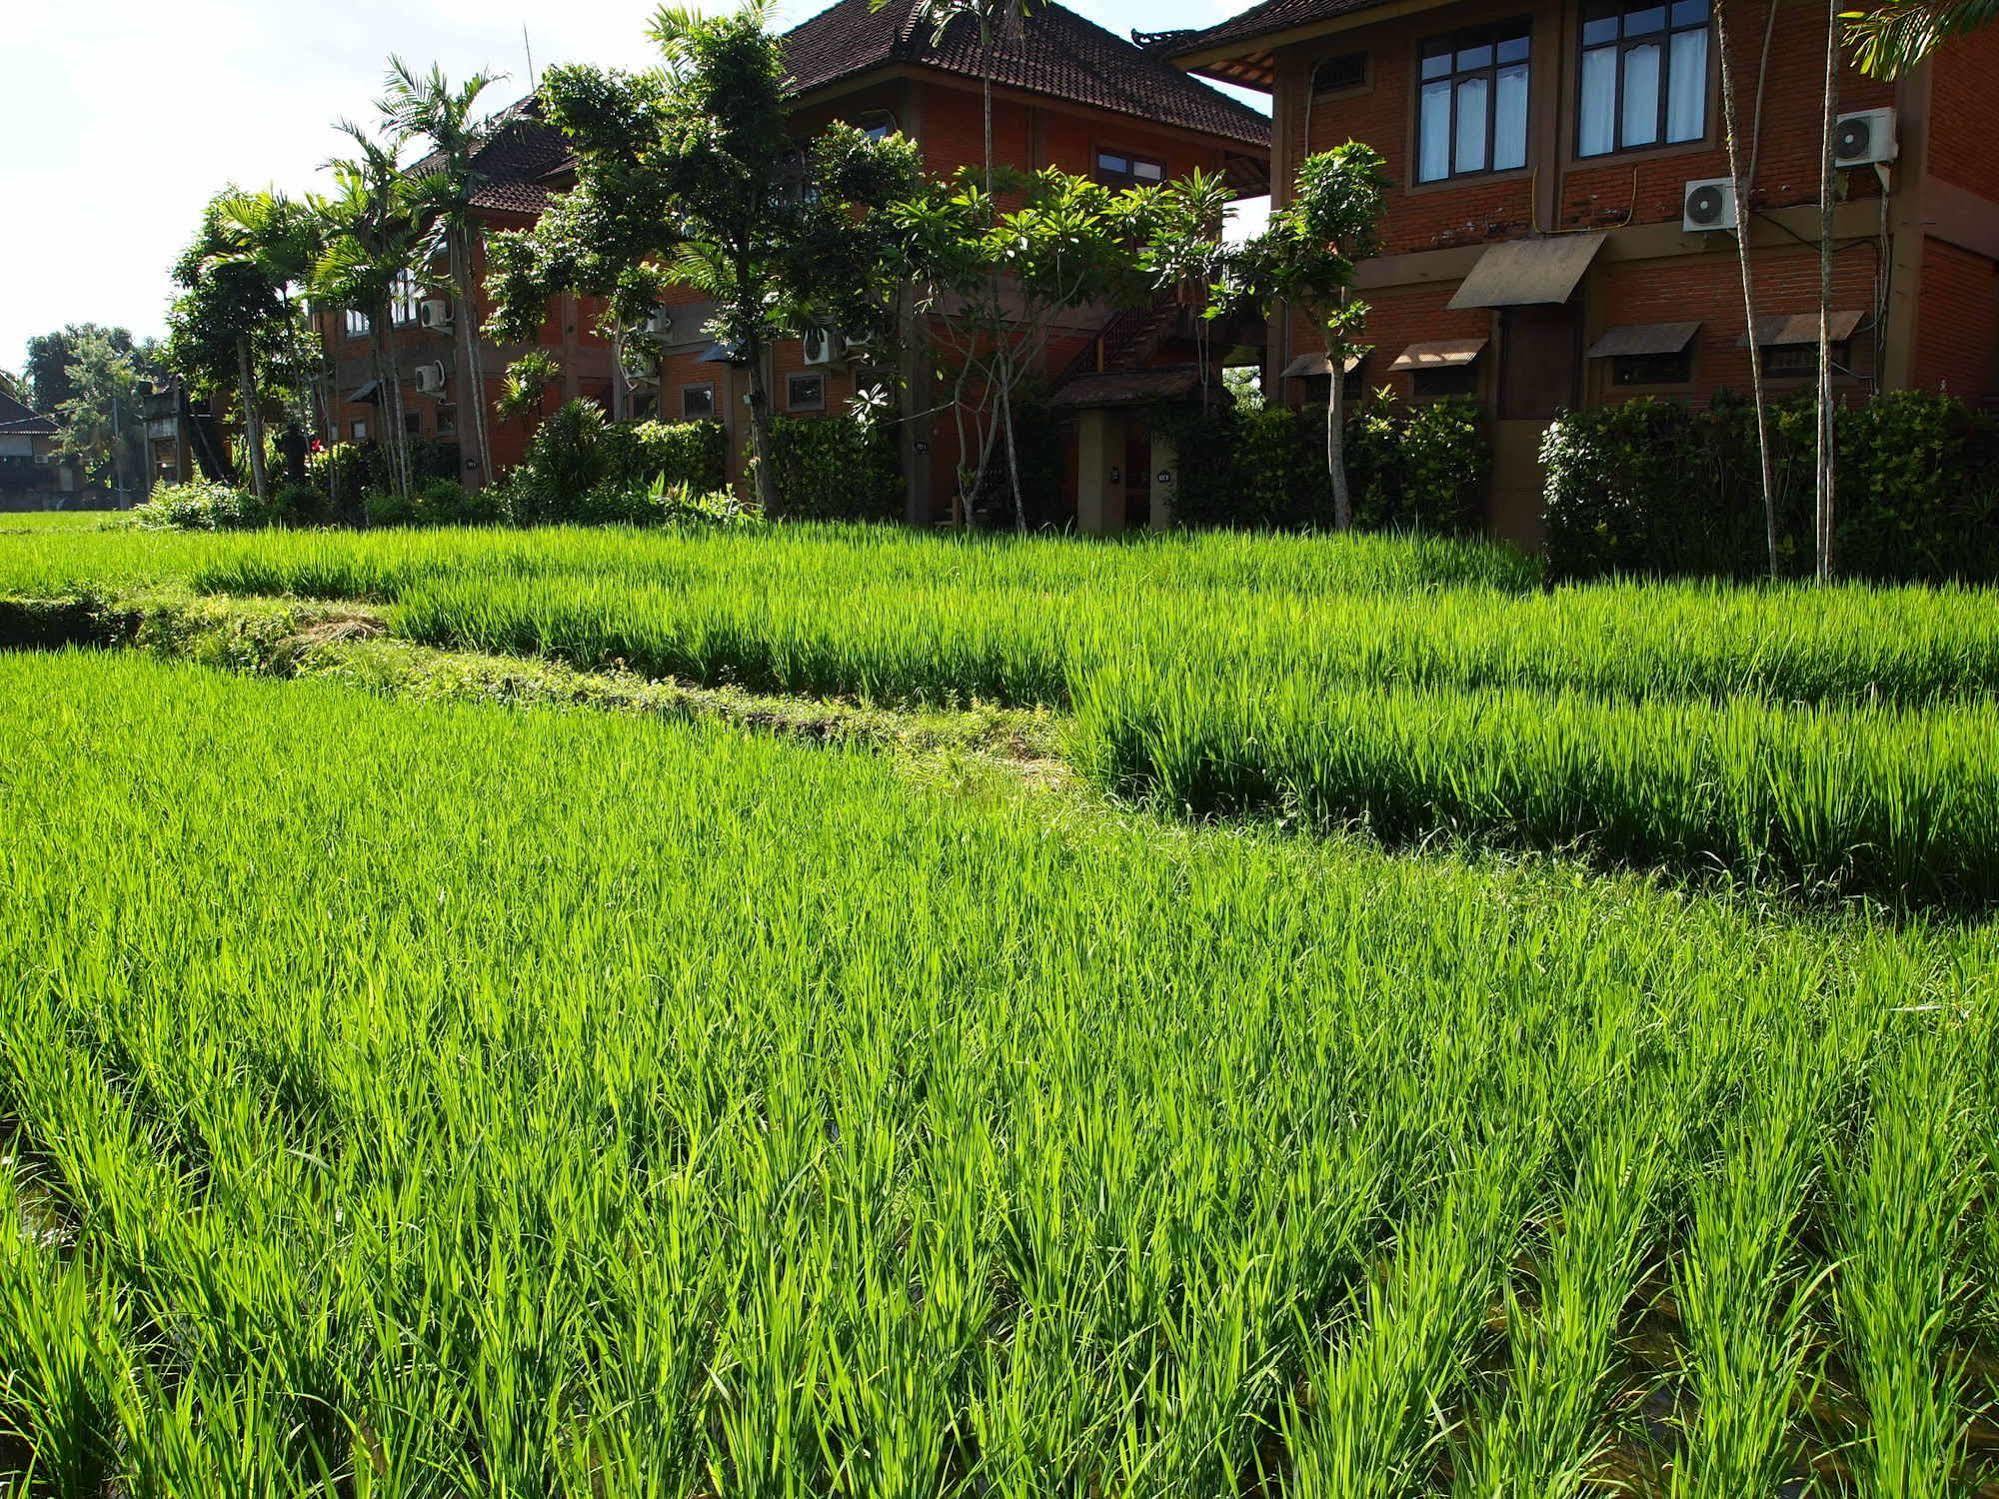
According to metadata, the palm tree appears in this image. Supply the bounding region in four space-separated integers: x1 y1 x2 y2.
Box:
314 124 429 502
379 57 501 490
209 189 329 456
1847 0 1998 74
1816 0 1839 580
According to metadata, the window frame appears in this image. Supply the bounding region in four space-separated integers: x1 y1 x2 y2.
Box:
785 371 826 413
1575 0 1712 160
1411 362 1482 401
1609 348 1695 387
350 419 369 443
681 382 718 420
389 270 423 328
344 309 373 341
1414 20 1534 185
1095 149 1167 188
1311 50 1370 95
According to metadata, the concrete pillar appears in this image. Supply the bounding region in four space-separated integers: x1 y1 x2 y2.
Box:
1147 428 1177 532
1075 408 1124 536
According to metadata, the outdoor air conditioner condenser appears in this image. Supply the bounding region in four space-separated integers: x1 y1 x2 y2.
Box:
1834 109 1898 168
1682 178 1738 233
414 362 448 397
417 298 453 333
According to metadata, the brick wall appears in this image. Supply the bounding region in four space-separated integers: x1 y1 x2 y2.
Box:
1927 26 1999 201
1278 0 1892 252
1912 237 1999 396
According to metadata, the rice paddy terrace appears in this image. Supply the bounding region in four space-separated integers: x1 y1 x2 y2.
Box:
2 517 1995 1495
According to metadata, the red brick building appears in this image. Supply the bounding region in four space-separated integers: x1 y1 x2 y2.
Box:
644 0 1272 525
312 4 1270 523
1158 0 1999 542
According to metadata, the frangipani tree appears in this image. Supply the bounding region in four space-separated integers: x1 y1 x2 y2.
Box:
1226 143 1389 531
895 165 1160 529
487 3 919 512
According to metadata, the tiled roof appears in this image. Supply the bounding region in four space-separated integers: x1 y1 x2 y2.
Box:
409 97 574 218
782 0 1272 149
0 415 58 436
1154 0 1394 86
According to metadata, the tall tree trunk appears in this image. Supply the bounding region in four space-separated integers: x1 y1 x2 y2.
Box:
236 335 269 503
743 339 780 514
1000 375 1026 533
1715 0 1779 578
1326 337 1351 532
453 225 493 488
1816 0 1839 581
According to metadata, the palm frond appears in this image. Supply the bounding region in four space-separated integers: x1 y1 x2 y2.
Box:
1844 0 1999 74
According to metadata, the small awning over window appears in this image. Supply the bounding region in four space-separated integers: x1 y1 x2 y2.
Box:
347 380 381 405
1389 338 1488 371
1279 351 1365 379
698 341 744 364
1743 311 1864 347
1447 232 1607 311
1585 321 1701 358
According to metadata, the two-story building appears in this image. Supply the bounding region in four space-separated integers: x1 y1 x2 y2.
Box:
314 2 1271 522
0 390 83 509
1157 0 1999 541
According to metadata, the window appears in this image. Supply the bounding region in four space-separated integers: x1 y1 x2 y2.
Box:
350 419 369 442
389 270 422 327
1577 0 1709 157
403 410 422 437
437 404 458 436
1312 51 1369 93
344 309 373 340
853 110 898 141
786 372 825 412
1612 349 1693 385
1413 364 1480 399
682 383 717 420
1096 150 1167 187
1417 23 1531 183
1765 341 1849 379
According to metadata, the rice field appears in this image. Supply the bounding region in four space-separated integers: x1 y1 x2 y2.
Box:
4 521 1997 907
2 651 1996 1495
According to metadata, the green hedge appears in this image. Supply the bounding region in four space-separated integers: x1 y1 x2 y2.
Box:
1542 390 1999 582
502 401 729 526
767 413 903 522
1166 395 1489 534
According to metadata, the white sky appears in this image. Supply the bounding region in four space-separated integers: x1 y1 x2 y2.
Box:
0 0 1269 380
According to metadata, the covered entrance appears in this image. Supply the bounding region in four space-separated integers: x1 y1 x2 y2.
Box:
1051 368 1202 535
1448 233 1604 548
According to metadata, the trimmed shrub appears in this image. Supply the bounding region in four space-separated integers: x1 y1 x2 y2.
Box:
1542 390 1999 582
502 401 728 525
132 478 274 532
1165 394 1489 534
767 413 903 522
365 478 506 529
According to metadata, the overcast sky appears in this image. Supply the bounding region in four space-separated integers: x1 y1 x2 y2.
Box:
0 0 1268 383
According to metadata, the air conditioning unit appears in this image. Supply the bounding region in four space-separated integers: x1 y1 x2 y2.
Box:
1834 108 1897 168
802 325 838 366
1682 177 1738 233
620 350 659 386
414 362 448 397
644 308 673 338
417 298 453 333
835 328 872 360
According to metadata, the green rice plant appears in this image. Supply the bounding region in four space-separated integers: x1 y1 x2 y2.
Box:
1453 1115 1688 1497
1832 1026 1983 1497
1072 674 1999 909
1669 1039 1847 1498
0 652 1989 1492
